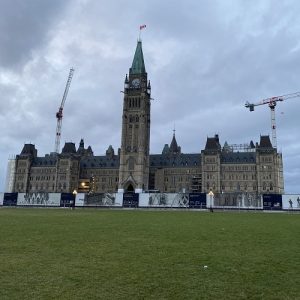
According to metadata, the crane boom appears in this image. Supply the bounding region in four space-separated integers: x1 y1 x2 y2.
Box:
54 68 75 153
245 91 300 148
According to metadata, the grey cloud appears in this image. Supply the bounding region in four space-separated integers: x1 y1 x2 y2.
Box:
0 0 70 69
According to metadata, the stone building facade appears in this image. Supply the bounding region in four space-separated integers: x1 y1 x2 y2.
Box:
11 40 284 195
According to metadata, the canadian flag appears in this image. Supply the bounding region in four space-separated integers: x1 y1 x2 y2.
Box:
140 24 146 30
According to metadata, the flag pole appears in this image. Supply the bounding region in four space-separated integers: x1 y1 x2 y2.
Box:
139 24 146 41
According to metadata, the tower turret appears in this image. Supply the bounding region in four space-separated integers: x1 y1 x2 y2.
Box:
124 74 129 90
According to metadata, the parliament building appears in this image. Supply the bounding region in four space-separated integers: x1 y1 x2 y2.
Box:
11 39 284 196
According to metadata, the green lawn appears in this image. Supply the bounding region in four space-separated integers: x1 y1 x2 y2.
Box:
0 209 299 300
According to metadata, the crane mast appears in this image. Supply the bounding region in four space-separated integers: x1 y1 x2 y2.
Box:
54 68 75 153
245 92 300 148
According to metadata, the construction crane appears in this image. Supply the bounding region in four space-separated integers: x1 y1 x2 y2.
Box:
54 68 75 153
245 91 300 148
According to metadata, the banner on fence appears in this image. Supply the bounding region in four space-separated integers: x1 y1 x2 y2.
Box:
3 193 18 206
139 193 189 208
75 193 85 206
263 194 282 210
116 193 123 207
189 193 206 209
123 193 139 208
84 193 121 206
212 192 262 208
60 193 75 207
17 193 61 206
282 194 300 210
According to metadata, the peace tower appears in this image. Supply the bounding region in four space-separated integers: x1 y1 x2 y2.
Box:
118 39 151 192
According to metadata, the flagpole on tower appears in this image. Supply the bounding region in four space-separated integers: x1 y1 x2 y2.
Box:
139 24 146 40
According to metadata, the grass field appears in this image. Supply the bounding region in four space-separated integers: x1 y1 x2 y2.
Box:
0 208 299 300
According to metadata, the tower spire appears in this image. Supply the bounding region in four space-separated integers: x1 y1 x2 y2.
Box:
169 127 181 154
130 40 146 74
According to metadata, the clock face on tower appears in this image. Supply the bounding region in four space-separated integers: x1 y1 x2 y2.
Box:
131 78 140 88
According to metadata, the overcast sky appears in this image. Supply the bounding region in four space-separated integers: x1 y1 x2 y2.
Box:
1 0 299 193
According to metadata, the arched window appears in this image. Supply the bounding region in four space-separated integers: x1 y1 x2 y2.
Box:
127 184 134 192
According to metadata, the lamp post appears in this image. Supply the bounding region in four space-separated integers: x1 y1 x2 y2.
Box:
72 189 77 210
221 189 224 207
208 190 214 212
245 188 249 208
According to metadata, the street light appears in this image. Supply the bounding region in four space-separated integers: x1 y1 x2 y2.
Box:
208 190 214 212
72 189 77 210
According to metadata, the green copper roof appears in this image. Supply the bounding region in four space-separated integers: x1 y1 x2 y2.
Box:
130 40 146 74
